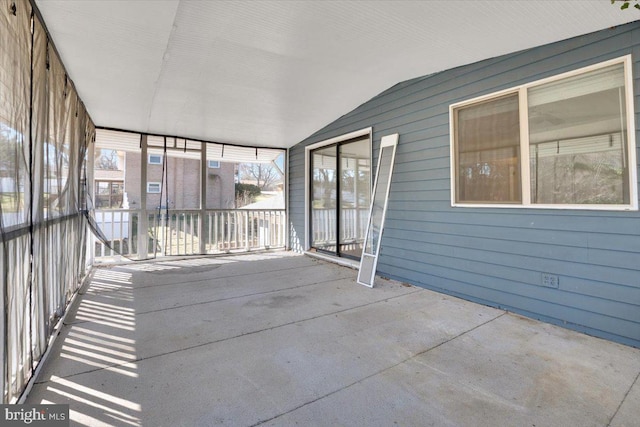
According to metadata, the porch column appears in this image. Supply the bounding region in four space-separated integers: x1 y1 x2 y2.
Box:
199 142 207 255
137 134 149 258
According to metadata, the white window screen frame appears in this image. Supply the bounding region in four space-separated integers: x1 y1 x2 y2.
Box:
208 160 220 168
357 133 399 288
449 55 638 211
148 154 162 165
147 182 161 193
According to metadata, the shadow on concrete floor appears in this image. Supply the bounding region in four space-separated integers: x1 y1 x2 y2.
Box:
27 252 640 426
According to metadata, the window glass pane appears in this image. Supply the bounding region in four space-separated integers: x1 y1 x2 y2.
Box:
147 183 161 193
95 181 111 208
96 182 110 195
455 94 521 203
112 183 124 195
93 181 124 209
528 63 629 204
148 154 162 164
339 138 370 258
311 145 337 253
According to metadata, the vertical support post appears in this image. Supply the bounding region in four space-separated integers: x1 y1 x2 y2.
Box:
160 208 167 257
138 134 148 259
285 149 289 250
0 239 4 404
86 141 95 264
199 142 207 255
354 157 360 246
229 211 233 250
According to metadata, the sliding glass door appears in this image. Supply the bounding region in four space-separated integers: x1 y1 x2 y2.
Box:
310 136 370 259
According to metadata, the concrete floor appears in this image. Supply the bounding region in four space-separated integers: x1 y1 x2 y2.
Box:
27 252 640 427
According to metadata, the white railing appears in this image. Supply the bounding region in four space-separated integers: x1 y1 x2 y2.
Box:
92 208 286 260
93 209 132 257
205 210 286 252
311 207 368 247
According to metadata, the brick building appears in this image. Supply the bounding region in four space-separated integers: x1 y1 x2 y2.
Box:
94 150 236 210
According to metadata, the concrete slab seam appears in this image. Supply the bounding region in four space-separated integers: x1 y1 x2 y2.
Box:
127 262 328 291
132 275 357 316
607 369 640 426
249 311 507 427
90 250 293 268
66 274 357 326
35 288 425 383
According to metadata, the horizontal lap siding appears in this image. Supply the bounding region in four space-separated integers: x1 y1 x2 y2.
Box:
289 21 640 347
288 146 306 251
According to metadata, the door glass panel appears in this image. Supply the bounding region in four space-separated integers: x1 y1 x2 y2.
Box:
339 138 370 258
311 145 337 253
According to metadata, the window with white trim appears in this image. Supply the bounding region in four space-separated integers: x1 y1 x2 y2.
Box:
208 160 220 168
148 154 162 165
451 56 637 209
147 182 161 193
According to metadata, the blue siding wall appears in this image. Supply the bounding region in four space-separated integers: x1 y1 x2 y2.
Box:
289 22 640 348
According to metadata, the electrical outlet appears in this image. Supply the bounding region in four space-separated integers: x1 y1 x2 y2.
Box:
542 273 559 288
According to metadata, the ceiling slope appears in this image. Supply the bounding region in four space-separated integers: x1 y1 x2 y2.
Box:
34 1 638 149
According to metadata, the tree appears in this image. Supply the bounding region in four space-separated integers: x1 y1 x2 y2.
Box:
95 149 120 170
235 183 261 207
612 0 640 10
238 163 281 190
0 123 21 178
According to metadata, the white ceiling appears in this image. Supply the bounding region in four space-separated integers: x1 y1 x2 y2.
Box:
34 1 638 149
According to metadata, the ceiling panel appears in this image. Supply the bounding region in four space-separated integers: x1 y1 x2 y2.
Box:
34 1 638 149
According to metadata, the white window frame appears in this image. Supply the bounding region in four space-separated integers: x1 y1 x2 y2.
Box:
148 154 162 165
207 160 220 169
147 182 161 193
449 55 638 211
304 127 372 255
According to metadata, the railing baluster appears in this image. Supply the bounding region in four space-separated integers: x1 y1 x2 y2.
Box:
267 210 271 247
234 211 239 250
214 212 217 253
183 213 186 255
227 212 232 249
108 211 114 256
118 211 124 255
152 212 156 257
191 213 195 255
206 213 211 253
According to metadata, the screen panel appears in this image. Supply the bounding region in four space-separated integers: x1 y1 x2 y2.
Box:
357 134 398 287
